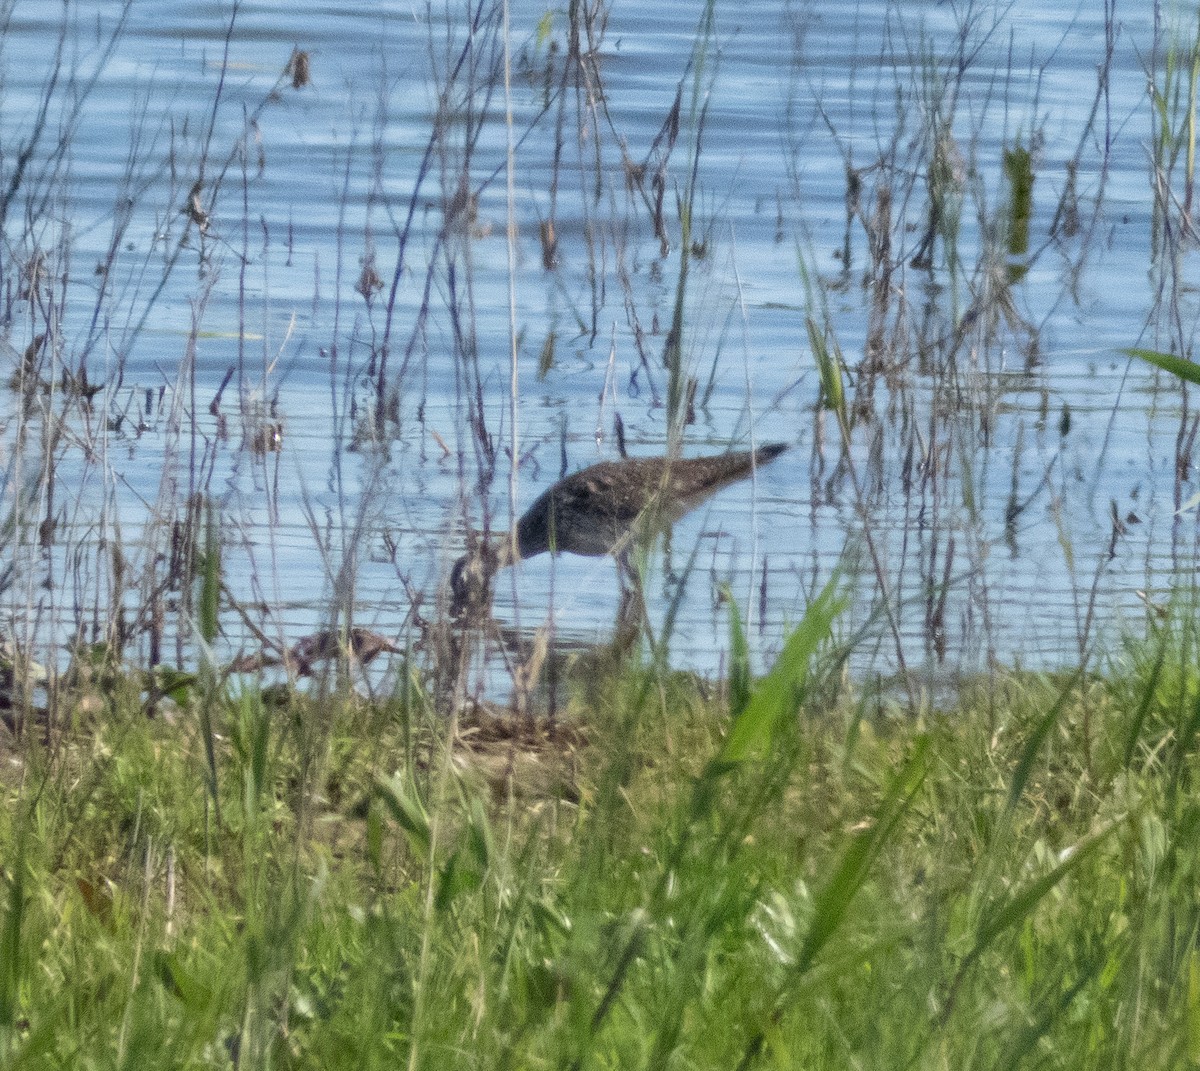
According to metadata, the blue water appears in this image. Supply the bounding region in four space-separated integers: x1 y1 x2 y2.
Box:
0 0 1187 692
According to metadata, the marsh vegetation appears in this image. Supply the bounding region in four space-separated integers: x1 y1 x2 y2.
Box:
0 0 1197 1065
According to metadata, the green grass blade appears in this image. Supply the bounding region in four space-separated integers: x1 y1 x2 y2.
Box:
973 822 1119 958
375 773 432 859
996 946 1108 1068
1124 347 1200 386
0 820 26 1047
716 576 845 767
199 500 221 645
797 736 929 972
1123 631 1167 770
1006 668 1081 815
807 316 846 420
725 585 751 718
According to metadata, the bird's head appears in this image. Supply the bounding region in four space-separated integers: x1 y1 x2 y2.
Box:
448 540 508 620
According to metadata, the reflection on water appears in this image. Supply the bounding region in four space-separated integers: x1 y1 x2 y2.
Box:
0 0 1189 694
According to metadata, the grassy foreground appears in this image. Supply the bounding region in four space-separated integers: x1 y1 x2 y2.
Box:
0 593 1198 1070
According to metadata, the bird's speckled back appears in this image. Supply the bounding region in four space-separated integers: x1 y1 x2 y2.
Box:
515 442 787 558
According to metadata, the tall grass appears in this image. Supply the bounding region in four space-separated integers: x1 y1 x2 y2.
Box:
0 0 1196 1066
0 582 1198 1065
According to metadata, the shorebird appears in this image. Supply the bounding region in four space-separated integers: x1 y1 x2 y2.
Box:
450 442 788 619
